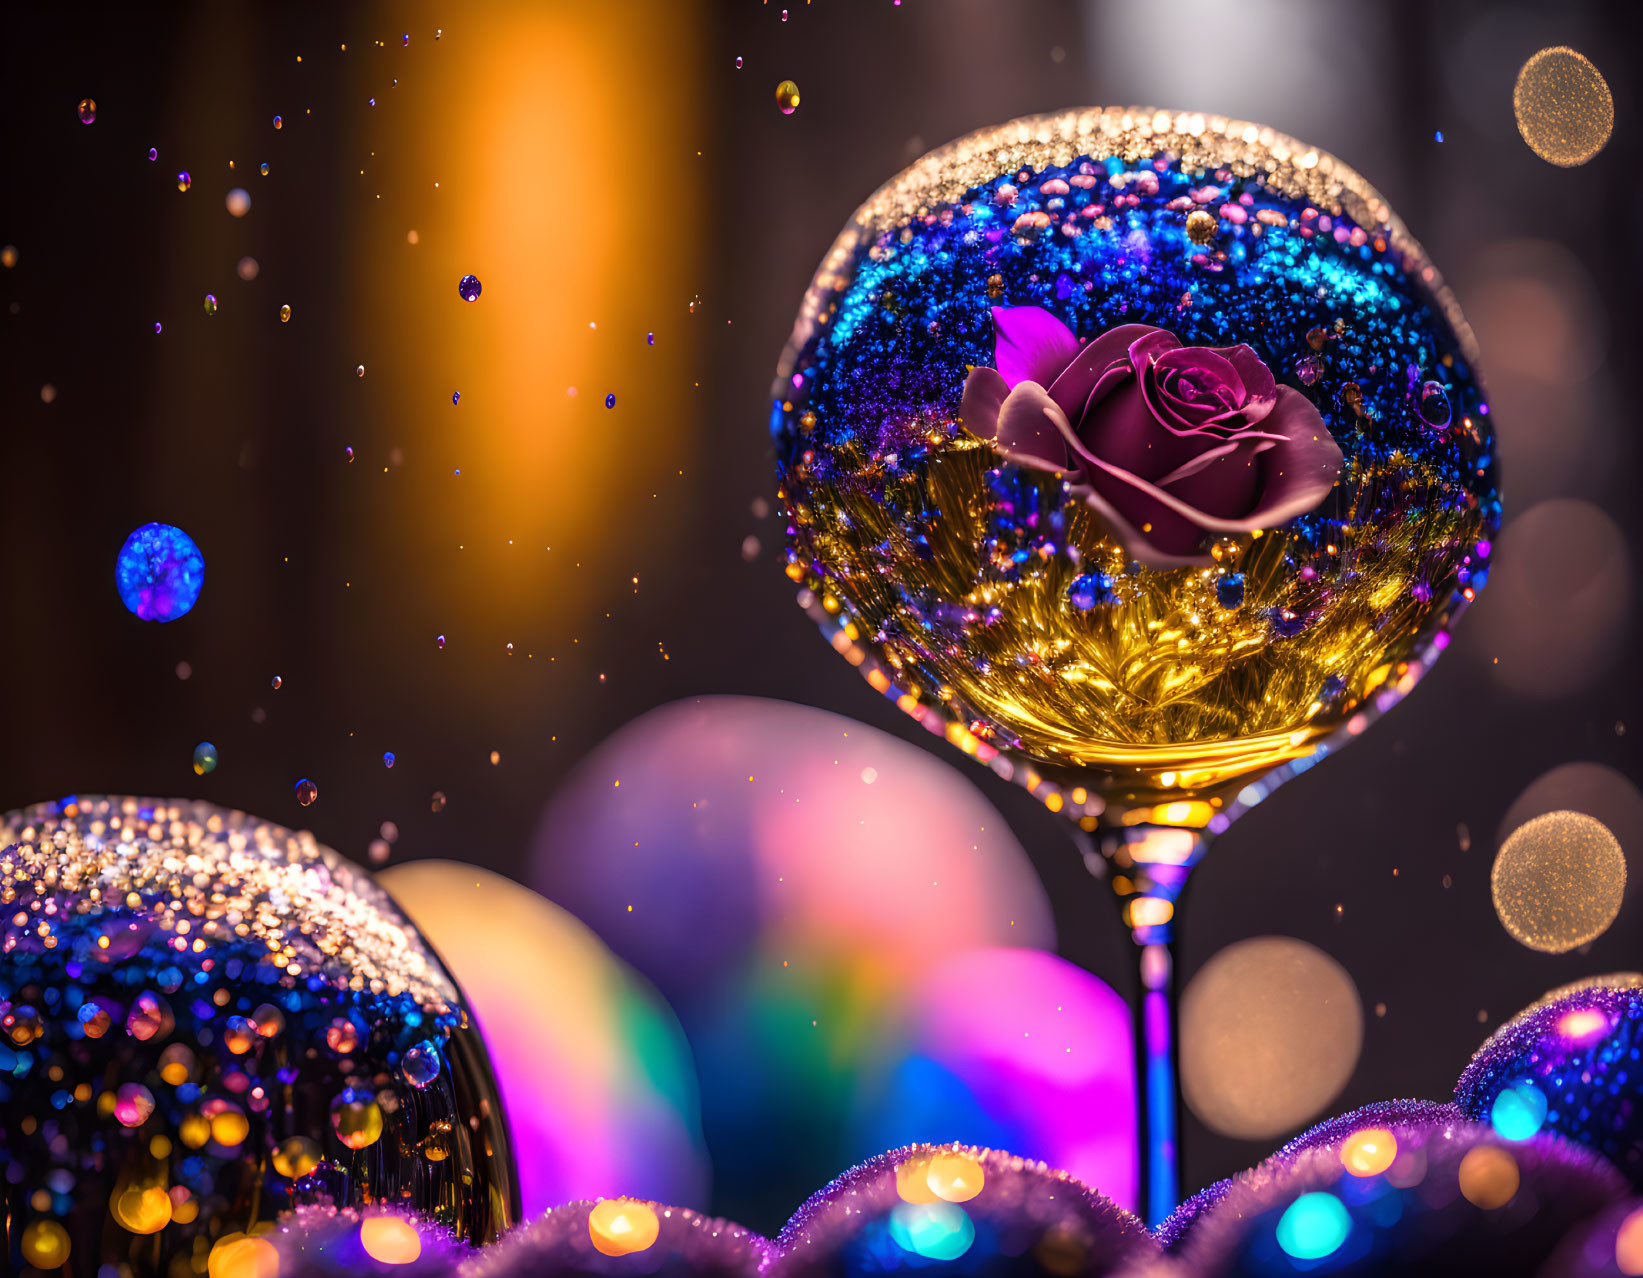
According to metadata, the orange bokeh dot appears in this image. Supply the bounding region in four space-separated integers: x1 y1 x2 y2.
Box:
1340 1127 1397 1177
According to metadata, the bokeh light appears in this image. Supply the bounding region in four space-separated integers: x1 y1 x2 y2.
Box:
379 860 708 1214
115 522 204 621
1501 763 1643 875
1179 936 1362 1140
1458 1145 1521 1209
1339 1127 1397 1177
530 696 1057 1225
587 1199 661 1257
1619 1205 1643 1275
1490 1082 1549 1141
1492 811 1625 952
1275 1191 1351 1261
888 1201 974 1261
360 1214 424 1265
1514 46 1614 166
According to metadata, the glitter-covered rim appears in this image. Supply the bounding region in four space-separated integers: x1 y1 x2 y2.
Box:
776 104 1479 394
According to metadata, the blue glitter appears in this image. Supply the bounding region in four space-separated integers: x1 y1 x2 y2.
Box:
1068 572 1113 610
115 523 204 622
1216 574 1245 610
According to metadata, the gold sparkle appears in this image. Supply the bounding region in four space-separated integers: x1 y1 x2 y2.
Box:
1514 47 1613 168
1491 810 1625 953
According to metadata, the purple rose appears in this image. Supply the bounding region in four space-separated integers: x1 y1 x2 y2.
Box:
960 307 1344 566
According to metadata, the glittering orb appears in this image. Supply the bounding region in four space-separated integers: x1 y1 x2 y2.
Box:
115 522 205 622
771 1145 1158 1278
1514 47 1614 167
773 107 1497 823
378 860 709 1216
1456 976 1643 1187
1164 1117 1625 1277
464 1200 769 1278
0 797 518 1276
1178 936 1362 1140
1491 810 1625 953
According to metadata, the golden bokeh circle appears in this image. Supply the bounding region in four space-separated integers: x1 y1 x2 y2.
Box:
1179 936 1362 1141
1514 47 1613 167
1491 810 1625 953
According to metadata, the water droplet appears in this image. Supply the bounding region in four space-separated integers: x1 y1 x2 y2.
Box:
400 1040 441 1088
451 390 461 405
78 98 97 124
176 171 191 193
272 115 282 130
775 79 801 114
344 445 354 462
383 751 395 768
436 634 446 649
605 393 616 409
330 1090 383 1148
1417 380 1452 427
226 188 250 217
505 642 514 655
356 364 365 377
1434 129 1445 144
295 778 318 806
270 675 282 690
458 273 482 302
260 162 269 176
279 303 292 323
1217 573 1246 609
1067 572 1113 610
203 294 217 316
781 8 788 19
735 56 743 69
148 147 157 161
368 839 390 865
402 33 410 46
646 332 655 345
191 742 218 775
154 322 162 335
430 791 447 813
236 256 258 281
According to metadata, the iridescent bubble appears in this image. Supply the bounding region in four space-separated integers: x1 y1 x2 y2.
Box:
295 778 318 807
1491 810 1625 953
452 391 461 405
176 171 191 192
192 742 218 776
458 274 482 302
115 523 204 622
400 1040 441 1088
384 752 395 768
605 393 616 409
78 98 96 124
775 79 800 114
203 293 217 316
280 303 291 322
148 147 157 161
356 364 365 377
259 162 269 176
271 675 282 689
735 56 744 69
226 188 251 217
273 115 282 130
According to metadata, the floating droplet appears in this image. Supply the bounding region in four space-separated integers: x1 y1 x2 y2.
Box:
116 523 205 622
369 838 390 864
272 1135 321 1179
605 393 616 409
383 752 395 768
430 791 447 813
225 188 251 217
345 445 354 462
203 293 217 316
401 1040 441 1088
154 322 162 335
148 147 157 161
236 255 258 281
20 1219 70 1269
646 332 655 345
436 634 446 649
271 675 282 690
177 171 191 192
192 742 218 776
295 778 318 806
280 303 291 322
402 32 410 46
458 273 482 302
452 390 461 405
78 98 97 124
775 79 801 114
1417 380 1451 427
735 56 744 69
356 364 365 377
259 161 269 176
588 1200 661 1257
1217 573 1246 609
325 1017 360 1054
330 1089 384 1148
272 115 282 130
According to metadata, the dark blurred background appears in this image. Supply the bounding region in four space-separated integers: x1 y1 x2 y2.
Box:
2 0 1640 1228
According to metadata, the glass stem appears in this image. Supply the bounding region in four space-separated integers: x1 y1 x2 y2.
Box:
1098 824 1209 1230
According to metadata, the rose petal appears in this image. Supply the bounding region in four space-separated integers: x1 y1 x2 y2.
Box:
993 381 1077 472
1074 382 1221 483
991 306 1079 388
1208 342 1278 409
1044 323 1160 421
1155 437 1272 520
958 365 1011 440
1080 474 1211 565
1142 346 1256 434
